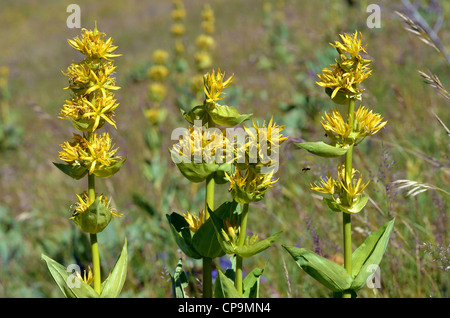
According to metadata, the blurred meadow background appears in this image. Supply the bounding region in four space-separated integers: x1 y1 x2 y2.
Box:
0 0 448 297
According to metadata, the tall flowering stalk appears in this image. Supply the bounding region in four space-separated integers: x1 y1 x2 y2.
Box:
169 69 287 298
219 117 287 296
191 4 216 98
41 24 127 298
171 0 188 75
168 69 262 297
284 31 395 298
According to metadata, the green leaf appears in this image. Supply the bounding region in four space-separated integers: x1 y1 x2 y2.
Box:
207 104 253 127
323 197 343 212
235 231 282 258
283 246 352 292
72 117 105 132
208 201 241 255
170 149 234 183
72 197 112 234
214 269 241 298
171 259 189 298
294 141 348 158
166 213 202 259
182 105 209 125
93 156 127 178
351 218 395 290
342 194 369 214
324 195 369 214
325 87 351 105
41 254 99 298
53 162 88 180
243 268 264 298
192 217 226 259
100 239 128 298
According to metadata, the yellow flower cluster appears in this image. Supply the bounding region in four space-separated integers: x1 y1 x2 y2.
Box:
310 165 369 213
192 3 216 92
201 4 215 35
321 106 387 146
225 118 287 204
243 118 288 165
183 210 206 232
316 31 372 101
68 27 120 61
226 169 278 204
59 132 121 175
59 92 119 131
203 69 233 104
75 266 94 286
144 50 170 126
221 217 240 248
71 192 122 219
171 0 186 55
57 24 124 226
172 125 230 163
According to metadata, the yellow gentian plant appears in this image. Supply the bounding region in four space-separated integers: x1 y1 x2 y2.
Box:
169 69 269 298
215 116 287 297
284 31 395 298
42 24 127 298
169 68 287 298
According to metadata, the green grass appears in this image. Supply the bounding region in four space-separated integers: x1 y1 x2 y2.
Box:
0 0 448 298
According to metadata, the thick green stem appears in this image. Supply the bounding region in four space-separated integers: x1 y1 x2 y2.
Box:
90 233 101 295
235 203 249 296
202 174 215 298
202 257 213 298
205 174 215 219
342 98 355 298
88 172 101 295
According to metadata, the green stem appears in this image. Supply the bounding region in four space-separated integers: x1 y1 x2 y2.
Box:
202 257 213 298
342 98 355 298
90 233 101 295
235 203 249 296
203 174 215 298
88 172 101 295
87 131 101 295
205 174 215 219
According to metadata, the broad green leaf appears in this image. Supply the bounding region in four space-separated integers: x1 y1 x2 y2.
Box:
243 268 264 298
323 195 369 214
166 213 202 259
351 218 395 290
72 197 112 234
214 269 241 298
171 259 189 298
41 254 99 298
182 105 208 125
210 206 281 257
207 104 252 127
323 197 343 212
235 231 282 258
53 162 88 180
170 149 234 183
208 201 240 255
341 195 369 214
283 246 352 292
93 157 127 178
192 217 226 259
100 239 128 298
294 141 348 158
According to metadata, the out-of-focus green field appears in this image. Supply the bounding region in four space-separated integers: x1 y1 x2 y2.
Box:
0 0 448 297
